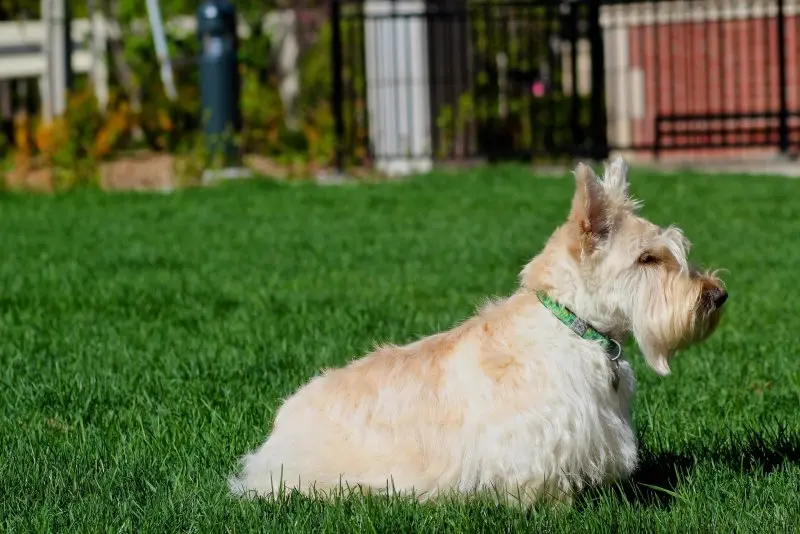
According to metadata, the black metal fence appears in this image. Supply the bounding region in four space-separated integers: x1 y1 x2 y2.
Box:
331 0 800 170
601 0 800 158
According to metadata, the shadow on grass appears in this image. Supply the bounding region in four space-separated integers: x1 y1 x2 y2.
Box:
580 424 800 509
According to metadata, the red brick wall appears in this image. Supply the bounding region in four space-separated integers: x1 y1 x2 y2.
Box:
625 15 800 159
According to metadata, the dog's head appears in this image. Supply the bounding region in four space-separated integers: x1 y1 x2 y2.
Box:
522 156 726 375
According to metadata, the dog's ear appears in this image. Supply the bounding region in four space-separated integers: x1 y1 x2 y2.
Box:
600 155 630 203
569 163 612 252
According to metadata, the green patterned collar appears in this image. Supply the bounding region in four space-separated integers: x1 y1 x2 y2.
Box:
536 290 622 361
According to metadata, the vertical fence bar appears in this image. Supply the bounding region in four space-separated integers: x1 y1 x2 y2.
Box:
587 0 608 159
331 0 346 172
717 0 727 149
777 0 789 154
763 0 773 146
484 2 496 159
567 1 581 152
545 4 557 154
348 8 359 163
42 0 73 121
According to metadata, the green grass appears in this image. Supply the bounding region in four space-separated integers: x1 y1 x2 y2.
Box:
1 166 799 532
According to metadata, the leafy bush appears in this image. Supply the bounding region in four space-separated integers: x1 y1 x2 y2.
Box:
11 88 107 188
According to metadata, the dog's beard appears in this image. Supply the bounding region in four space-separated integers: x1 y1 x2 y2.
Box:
630 275 707 375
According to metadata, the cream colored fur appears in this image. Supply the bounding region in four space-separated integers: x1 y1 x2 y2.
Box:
228 156 727 506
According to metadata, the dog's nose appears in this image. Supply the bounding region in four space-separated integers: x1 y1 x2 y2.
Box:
708 288 728 309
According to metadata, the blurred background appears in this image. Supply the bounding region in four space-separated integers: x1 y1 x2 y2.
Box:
2 5 799 530
0 0 797 190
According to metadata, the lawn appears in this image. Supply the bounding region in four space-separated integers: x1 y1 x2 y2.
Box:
1 166 799 532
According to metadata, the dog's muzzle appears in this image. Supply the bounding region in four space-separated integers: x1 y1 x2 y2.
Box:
702 287 728 312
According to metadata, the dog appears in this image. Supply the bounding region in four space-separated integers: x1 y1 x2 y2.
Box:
229 157 727 506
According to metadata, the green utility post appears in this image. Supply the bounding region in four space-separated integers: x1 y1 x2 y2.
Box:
197 0 243 172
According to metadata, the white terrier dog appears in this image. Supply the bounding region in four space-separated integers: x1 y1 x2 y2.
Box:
229 157 727 505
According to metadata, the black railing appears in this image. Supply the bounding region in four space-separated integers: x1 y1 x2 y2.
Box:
332 0 800 171
331 0 609 171
601 0 797 158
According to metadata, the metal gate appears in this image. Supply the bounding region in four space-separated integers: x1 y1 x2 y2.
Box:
331 0 800 172
601 0 799 160
330 0 610 173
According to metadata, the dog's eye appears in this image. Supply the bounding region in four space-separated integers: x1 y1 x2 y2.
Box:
638 252 659 265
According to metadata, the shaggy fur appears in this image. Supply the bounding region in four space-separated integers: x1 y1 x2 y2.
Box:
228 157 727 506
